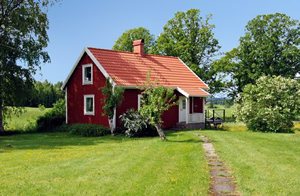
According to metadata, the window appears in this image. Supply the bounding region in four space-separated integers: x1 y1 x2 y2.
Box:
84 95 95 115
138 94 142 110
182 99 186 110
82 64 93 85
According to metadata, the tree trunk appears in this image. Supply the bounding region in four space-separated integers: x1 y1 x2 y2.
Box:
155 124 166 140
0 99 4 135
108 118 115 136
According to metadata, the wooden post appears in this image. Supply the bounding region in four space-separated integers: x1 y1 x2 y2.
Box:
223 109 225 122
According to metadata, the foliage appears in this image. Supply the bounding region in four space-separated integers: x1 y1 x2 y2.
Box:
26 80 64 107
112 27 156 54
139 78 177 140
155 9 221 93
67 124 110 137
36 99 66 131
101 79 124 119
236 76 300 132
214 13 300 97
0 0 55 132
119 109 157 137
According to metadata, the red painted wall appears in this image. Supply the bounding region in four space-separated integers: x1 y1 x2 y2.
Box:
66 53 109 127
116 89 180 129
66 54 183 129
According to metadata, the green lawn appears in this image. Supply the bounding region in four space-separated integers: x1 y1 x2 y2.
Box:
201 127 300 195
0 131 209 195
5 107 49 131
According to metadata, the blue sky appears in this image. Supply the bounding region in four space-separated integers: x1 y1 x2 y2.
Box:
38 0 300 83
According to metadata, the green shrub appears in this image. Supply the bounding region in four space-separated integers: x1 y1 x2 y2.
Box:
36 99 65 131
68 124 110 137
120 109 157 137
236 76 300 132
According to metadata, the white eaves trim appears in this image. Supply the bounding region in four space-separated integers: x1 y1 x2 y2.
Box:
61 47 116 90
177 58 209 90
177 87 189 98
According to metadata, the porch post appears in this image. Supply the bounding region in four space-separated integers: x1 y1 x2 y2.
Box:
186 97 189 124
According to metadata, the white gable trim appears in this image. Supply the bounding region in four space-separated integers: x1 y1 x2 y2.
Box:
177 58 209 90
61 47 116 90
177 87 189 98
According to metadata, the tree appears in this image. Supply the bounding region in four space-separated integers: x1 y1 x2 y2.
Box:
112 27 156 54
214 13 300 97
236 76 300 132
139 79 177 140
155 9 221 93
0 0 55 133
101 78 124 135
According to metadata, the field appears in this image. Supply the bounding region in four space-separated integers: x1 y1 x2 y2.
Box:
1 108 300 195
5 107 49 131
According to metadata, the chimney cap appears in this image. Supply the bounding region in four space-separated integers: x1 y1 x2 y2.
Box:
133 39 144 46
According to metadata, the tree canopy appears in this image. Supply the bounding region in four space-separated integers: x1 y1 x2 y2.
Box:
154 9 221 93
0 0 53 133
112 27 156 54
214 13 300 97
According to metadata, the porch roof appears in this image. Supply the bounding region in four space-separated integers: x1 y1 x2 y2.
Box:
177 87 210 97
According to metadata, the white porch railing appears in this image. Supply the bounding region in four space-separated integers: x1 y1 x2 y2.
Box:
188 113 205 123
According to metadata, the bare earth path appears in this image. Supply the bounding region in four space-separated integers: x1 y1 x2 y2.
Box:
200 135 240 196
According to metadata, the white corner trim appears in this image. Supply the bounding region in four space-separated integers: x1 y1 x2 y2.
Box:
176 87 189 98
82 64 93 85
61 47 117 90
84 94 95 116
177 57 209 90
65 87 68 124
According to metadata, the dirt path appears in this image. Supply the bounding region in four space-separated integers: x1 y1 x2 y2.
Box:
200 135 240 196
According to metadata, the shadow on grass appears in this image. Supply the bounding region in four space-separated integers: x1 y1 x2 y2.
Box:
0 132 133 152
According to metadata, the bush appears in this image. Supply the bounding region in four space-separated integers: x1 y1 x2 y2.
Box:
120 109 157 137
68 124 110 137
236 76 300 132
36 99 66 131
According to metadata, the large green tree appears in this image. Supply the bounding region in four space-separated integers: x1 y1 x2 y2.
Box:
0 0 54 133
112 27 156 54
214 13 300 97
155 9 221 93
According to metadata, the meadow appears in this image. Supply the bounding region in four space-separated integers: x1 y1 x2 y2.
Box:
1 107 299 195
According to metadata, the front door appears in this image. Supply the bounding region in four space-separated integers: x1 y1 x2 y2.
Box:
179 96 186 122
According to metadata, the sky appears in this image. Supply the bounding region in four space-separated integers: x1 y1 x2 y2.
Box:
37 0 300 83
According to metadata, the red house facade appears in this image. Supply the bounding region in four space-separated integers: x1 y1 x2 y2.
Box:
62 40 209 129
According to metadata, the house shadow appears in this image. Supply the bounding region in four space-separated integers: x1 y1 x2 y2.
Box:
0 132 131 152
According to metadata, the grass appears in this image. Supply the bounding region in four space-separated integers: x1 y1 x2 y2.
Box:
201 123 300 195
5 107 49 131
0 131 209 195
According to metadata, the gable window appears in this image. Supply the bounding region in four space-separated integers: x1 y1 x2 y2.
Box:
82 64 93 85
84 95 95 115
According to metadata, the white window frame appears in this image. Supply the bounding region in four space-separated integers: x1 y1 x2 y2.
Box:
138 94 142 110
84 94 95 115
82 64 93 85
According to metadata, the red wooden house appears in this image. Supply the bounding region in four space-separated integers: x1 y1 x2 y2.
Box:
62 40 209 129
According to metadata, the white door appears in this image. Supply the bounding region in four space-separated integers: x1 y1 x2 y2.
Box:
179 96 186 122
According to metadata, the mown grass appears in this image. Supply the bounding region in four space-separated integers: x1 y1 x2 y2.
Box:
0 131 209 195
5 107 50 131
201 123 300 195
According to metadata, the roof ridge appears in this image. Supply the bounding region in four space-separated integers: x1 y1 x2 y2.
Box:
87 47 178 59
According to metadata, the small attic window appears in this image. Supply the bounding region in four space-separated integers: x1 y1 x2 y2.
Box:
82 64 93 85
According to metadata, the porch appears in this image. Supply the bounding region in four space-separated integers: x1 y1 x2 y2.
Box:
177 96 205 128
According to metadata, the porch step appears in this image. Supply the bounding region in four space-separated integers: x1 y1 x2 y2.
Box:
175 122 205 130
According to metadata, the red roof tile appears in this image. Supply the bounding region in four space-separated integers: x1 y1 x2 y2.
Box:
88 47 209 97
